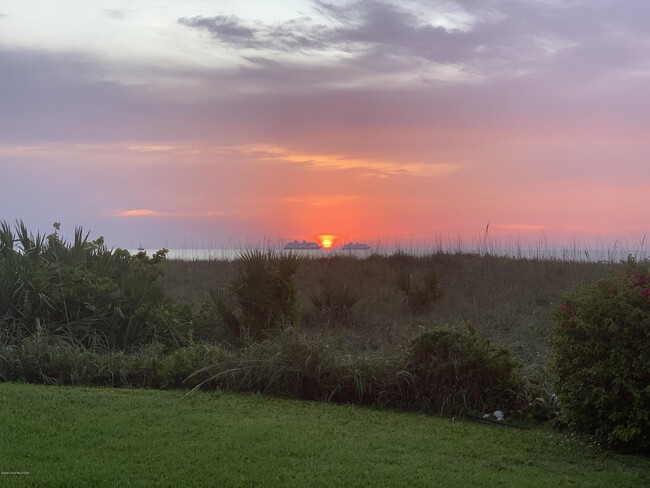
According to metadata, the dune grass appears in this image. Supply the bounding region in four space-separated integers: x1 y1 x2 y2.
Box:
162 253 617 366
1 383 648 487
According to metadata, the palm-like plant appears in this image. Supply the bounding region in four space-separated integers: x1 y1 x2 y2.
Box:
211 250 303 341
0 220 178 351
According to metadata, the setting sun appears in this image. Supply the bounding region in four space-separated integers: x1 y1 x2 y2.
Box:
2 1 649 250
317 234 337 249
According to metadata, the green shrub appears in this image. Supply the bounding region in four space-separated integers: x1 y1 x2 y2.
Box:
0 332 226 389
0 220 185 351
190 328 395 404
329 352 398 406
199 329 338 399
133 302 195 349
211 250 302 340
205 288 242 342
311 281 359 322
193 326 522 417
515 367 559 423
552 259 650 452
397 326 522 415
0 330 107 385
393 268 442 314
105 342 224 389
156 342 226 388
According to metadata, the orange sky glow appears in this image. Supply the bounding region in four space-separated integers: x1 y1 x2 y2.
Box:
1 1 649 249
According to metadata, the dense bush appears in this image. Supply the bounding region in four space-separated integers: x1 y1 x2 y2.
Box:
190 325 522 416
393 267 443 314
192 328 402 405
0 332 226 389
210 250 302 340
552 259 650 452
514 368 559 423
396 326 522 414
0 220 187 351
2 319 525 419
310 280 359 323
203 328 341 399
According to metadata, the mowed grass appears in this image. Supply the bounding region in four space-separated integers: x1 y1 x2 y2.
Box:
1 384 648 487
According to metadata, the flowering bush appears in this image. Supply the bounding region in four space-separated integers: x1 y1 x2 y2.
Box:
552 258 650 452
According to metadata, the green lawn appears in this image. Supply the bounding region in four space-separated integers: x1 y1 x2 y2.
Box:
0 383 648 487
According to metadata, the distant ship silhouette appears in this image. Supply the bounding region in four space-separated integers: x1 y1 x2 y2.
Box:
342 242 371 251
283 240 322 250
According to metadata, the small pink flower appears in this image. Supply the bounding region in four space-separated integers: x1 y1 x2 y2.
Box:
641 288 650 297
561 305 568 312
568 313 575 318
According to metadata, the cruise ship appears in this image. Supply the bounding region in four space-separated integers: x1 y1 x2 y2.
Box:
342 242 371 251
283 240 322 250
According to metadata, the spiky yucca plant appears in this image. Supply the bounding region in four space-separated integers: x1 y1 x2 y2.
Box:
211 250 302 341
311 281 359 321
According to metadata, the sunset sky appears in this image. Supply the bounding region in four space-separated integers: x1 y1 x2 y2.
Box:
1 0 649 248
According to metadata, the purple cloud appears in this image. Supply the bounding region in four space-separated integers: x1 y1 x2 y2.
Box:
178 0 650 81
178 14 331 51
2 0 650 171
178 15 258 46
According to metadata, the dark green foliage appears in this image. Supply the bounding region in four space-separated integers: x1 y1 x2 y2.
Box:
155 342 226 388
134 302 195 349
311 281 359 322
0 333 226 389
205 329 340 399
190 326 522 417
393 267 443 314
552 259 650 452
210 250 302 340
1 311 525 419
0 220 184 351
386 249 418 266
396 326 522 414
513 367 560 423
205 287 241 341
0 332 84 384
193 328 397 405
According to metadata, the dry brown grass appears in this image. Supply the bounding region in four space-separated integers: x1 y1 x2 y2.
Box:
161 252 618 368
